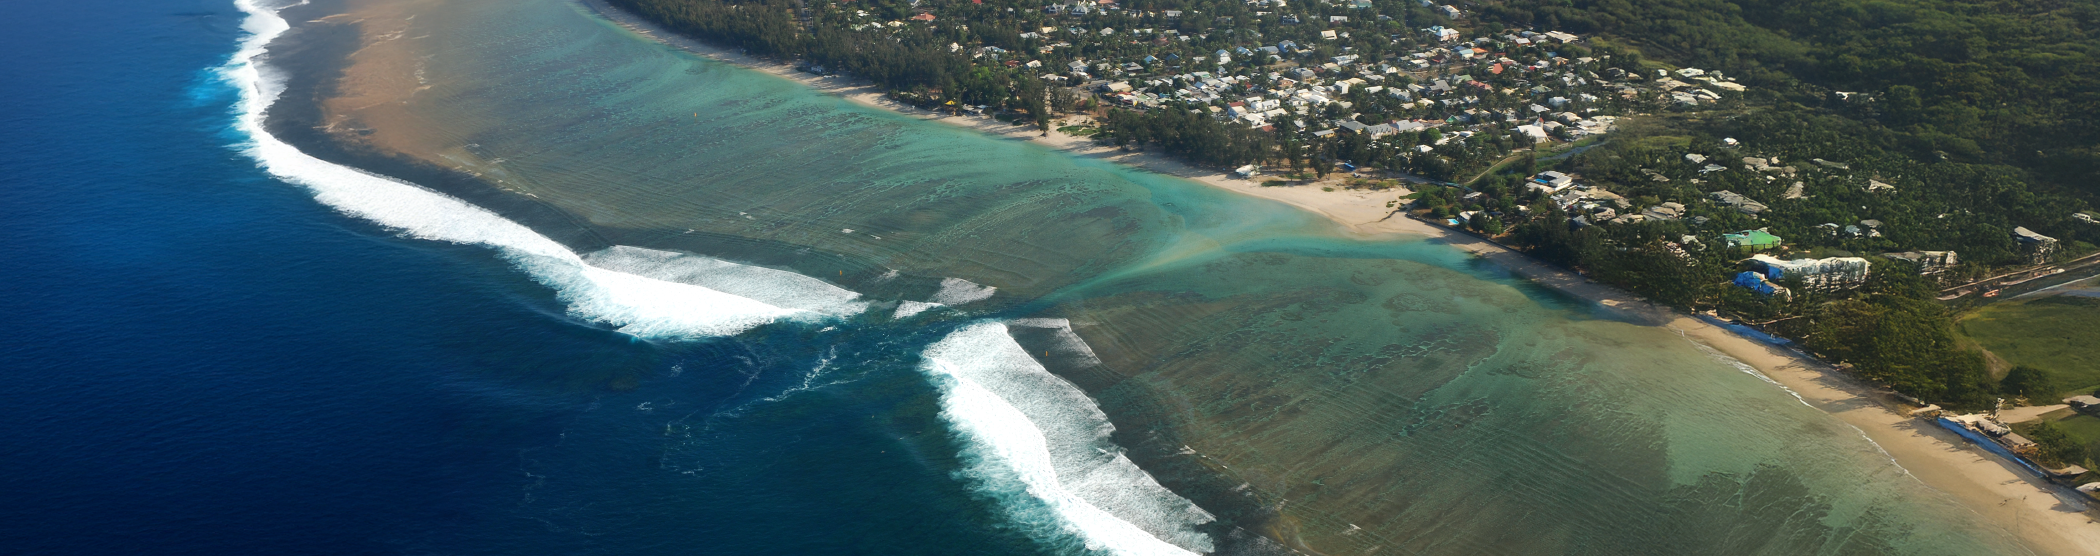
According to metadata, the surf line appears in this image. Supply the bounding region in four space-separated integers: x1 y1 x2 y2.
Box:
922 321 1215 556
220 0 866 339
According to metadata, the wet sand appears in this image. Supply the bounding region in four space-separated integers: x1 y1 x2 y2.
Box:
580 2 2100 551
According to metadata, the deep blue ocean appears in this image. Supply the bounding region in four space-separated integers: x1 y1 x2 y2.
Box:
0 1 1060 554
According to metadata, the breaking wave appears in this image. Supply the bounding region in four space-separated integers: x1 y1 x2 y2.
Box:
893 300 942 320
583 246 867 318
932 277 997 305
922 322 1214 556
221 0 860 339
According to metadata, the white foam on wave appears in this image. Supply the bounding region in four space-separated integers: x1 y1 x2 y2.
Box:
1009 318 1106 368
922 322 1214 556
893 300 942 319
221 0 861 339
932 277 997 305
582 246 867 318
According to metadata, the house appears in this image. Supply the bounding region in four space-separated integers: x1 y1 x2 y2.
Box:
1733 271 1788 298
1710 190 1768 216
910 13 936 21
1515 124 1549 143
1723 229 1783 250
1882 251 1958 277
1990 432 2041 458
2014 226 2058 264
1783 182 1807 199
1642 202 1686 220
1533 171 1575 190
1747 254 1872 290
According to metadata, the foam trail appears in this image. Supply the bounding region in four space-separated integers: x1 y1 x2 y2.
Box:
922 322 1214 556
932 277 997 305
222 0 859 338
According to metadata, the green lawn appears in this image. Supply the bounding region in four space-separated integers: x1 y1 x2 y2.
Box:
1960 295 2100 397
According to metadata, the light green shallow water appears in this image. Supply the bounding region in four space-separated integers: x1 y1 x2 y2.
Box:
340 0 2035 552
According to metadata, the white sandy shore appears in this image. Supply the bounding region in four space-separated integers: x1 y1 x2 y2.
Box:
579 2 2100 551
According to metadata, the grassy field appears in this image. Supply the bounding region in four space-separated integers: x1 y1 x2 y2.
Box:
2028 413 2100 469
1959 295 2100 397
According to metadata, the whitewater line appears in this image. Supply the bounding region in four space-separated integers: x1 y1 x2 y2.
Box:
923 322 1214 556
221 0 862 339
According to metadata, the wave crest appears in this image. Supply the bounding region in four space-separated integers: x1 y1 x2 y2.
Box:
923 322 1214 555
221 0 859 339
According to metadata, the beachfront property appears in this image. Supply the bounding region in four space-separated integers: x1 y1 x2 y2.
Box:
1941 413 2092 480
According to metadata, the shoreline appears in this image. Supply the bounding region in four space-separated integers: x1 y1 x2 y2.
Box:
582 1 2100 551
577 0 1419 241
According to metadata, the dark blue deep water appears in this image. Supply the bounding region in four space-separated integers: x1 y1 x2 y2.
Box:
0 1 1044 553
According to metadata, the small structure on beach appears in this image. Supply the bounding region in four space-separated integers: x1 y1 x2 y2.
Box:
2000 432 2040 456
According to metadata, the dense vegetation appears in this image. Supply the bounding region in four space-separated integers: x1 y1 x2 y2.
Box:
2016 420 2091 469
1485 0 2100 197
608 0 1038 109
